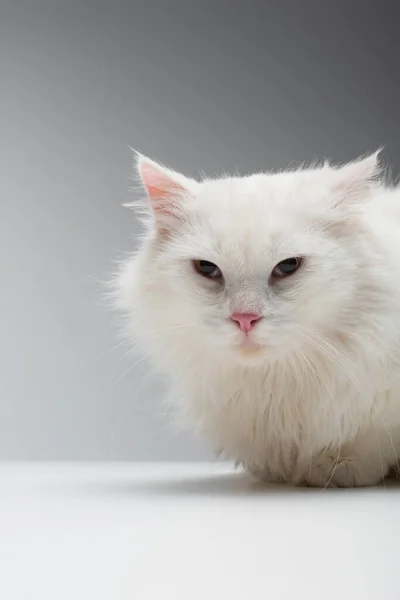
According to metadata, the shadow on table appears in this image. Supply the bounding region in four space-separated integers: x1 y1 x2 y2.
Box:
75 470 400 500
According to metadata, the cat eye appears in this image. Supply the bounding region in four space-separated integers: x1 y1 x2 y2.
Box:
193 260 222 279
272 257 302 278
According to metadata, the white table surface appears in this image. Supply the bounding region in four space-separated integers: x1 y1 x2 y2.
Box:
0 462 399 600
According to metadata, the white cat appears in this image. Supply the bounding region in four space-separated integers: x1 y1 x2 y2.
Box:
116 149 400 487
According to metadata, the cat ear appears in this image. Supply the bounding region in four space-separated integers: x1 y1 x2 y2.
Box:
328 150 382 207
135 153 199 227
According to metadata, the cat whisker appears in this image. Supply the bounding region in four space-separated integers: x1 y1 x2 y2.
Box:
95 339 129 361
116 323 200 357
111 353 151 388
294 326 369 394
130 323 200 341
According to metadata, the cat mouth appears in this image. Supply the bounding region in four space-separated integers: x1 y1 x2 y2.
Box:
239 345 262 356
238 336 262 354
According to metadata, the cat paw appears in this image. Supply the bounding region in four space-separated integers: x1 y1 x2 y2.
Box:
301 455 384 488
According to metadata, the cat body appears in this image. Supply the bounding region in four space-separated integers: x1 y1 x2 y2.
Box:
117 151 400 486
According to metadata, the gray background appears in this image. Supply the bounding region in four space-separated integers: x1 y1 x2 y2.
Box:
1 0 400 460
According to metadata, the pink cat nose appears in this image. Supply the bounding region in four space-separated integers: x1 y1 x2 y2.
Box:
230 312 262 333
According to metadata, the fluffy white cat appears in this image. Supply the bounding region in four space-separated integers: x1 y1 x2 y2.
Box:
116 149 400 487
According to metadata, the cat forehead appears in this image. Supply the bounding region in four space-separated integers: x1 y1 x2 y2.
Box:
195 169 328 210
175 174 331 263
188 170 328 234
202 170 308 195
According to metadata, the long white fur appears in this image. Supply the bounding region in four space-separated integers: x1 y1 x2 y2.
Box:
116 150 400 487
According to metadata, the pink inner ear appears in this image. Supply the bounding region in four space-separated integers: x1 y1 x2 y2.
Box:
141 162 186 206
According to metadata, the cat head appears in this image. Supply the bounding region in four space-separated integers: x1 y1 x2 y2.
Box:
118 151 381 368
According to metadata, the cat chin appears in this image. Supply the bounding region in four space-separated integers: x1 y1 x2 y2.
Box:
227 340 290 365
231 344 269 365
237 351 265 365
238 343 263 356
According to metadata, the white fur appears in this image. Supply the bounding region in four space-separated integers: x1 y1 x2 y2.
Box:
116 150 400 487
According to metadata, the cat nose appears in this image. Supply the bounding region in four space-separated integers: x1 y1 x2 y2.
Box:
230 312 262 333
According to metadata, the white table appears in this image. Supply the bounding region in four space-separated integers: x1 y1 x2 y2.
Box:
0 463 398 600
